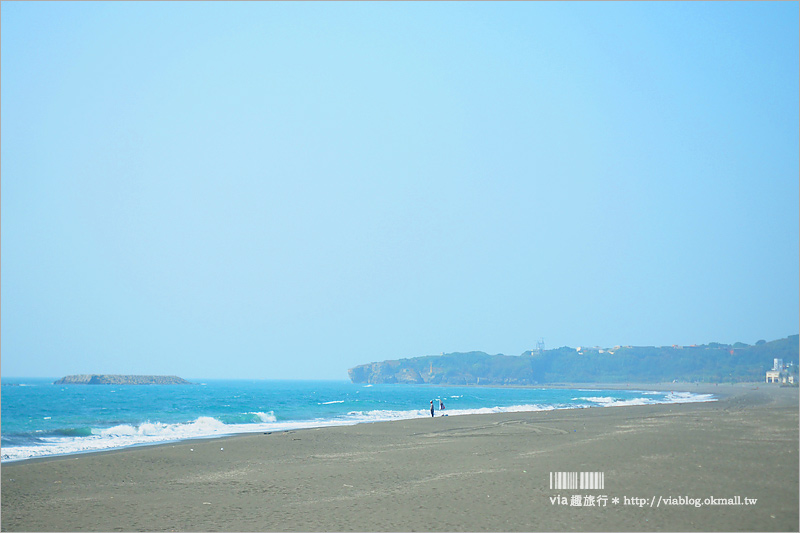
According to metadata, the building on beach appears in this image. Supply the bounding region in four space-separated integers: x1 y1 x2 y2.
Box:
765 370 782 384
766 359 796 384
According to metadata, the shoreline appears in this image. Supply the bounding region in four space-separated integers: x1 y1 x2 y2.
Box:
3 382 724 466
3 383 797 531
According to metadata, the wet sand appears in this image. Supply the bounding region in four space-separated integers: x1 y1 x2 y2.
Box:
2 383 797 532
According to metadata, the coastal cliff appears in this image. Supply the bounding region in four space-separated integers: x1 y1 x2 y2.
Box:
53 375 192 385
348 335 800 385
347 352 534 386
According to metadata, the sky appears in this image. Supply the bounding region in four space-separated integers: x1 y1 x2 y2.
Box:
2 1 798 380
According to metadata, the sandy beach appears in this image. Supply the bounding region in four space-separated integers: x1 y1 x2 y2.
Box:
2 383 797 532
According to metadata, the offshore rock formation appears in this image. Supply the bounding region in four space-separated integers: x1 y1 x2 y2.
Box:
53 375 192 385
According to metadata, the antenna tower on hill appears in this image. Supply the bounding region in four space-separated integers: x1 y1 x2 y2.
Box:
533 338 545 356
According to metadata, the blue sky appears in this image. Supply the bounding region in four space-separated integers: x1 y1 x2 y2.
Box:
2 2 798 380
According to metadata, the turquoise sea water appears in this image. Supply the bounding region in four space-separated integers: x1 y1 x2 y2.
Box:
1 378 714 462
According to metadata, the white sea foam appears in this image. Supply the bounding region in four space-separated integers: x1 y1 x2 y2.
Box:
320 400 345 405
663 391 716 403
575 396 658 407
573 391 717 408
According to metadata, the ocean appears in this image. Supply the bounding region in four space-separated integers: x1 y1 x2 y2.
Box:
1 378 715 463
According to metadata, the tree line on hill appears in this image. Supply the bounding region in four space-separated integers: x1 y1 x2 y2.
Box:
347 335 799 385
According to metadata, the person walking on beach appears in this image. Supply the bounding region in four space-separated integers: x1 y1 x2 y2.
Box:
430 400 435 417
440 400 445 411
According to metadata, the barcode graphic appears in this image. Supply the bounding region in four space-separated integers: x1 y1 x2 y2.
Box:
549 472 604 490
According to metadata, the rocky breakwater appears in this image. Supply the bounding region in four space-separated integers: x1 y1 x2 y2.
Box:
53 374 192 385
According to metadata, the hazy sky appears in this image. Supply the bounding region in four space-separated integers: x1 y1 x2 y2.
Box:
2 2 798 380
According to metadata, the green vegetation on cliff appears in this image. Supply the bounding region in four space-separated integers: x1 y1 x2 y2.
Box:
348 335 799 385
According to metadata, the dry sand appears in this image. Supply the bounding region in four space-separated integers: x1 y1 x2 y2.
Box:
2 383 797 532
